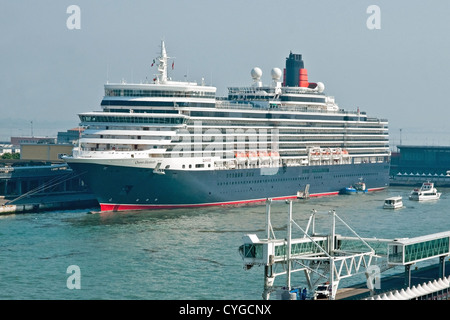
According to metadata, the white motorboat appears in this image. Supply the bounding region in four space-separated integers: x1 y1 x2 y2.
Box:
409 182 441 201
383 196 403 209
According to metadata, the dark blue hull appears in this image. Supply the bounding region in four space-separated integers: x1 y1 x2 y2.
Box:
67 161 390 211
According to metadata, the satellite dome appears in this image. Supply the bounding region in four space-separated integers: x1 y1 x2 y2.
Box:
251 67 263 80
271 68 282 80
317 82 325 93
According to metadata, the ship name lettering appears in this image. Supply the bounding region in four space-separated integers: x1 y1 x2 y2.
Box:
134 160 155 165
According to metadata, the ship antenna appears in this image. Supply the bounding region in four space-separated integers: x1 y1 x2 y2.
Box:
157 40 169 83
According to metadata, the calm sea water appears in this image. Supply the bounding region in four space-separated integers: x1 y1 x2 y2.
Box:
1 185 450 300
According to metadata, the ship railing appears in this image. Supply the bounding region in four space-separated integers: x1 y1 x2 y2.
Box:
366 117 388 123
74 148 165 159
214 151 389 169
213 154 351 170
216 99 364 116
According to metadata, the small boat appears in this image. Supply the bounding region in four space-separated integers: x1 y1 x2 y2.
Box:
340 181 367 195
384 196 403 209
340 186 357 195
409 181 441 201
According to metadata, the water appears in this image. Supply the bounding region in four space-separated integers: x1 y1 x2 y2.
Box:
1 185 450 300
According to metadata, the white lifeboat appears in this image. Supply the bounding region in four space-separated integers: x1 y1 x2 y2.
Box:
247 151 258 164
235 151 247 163
258 150 270 163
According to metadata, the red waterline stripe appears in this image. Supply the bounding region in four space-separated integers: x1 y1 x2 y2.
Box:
367 187 387 192
99 191 339 212
99 187 387 212
308 191 340 198
100 198 267 212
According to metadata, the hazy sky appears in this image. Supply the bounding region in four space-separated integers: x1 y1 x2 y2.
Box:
1 1 450 147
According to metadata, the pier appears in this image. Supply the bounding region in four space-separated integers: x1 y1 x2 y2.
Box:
239 199 450 300
0 160 98 214
337 260 450 300
0 192 98 214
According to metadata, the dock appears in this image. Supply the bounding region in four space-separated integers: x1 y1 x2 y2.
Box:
0 160 98 214
0 192 98 214
336 260 450 300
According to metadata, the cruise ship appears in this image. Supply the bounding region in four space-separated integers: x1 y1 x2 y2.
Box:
64 41 390 211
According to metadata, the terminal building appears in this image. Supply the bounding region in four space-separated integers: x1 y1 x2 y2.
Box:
390 145 450 186
390 145 450 176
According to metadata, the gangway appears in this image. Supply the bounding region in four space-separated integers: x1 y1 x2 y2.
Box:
239 199 389 300
388 232 450 287
239 199 450 300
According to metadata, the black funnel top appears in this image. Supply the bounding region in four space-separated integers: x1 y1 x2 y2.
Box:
285 52 304 87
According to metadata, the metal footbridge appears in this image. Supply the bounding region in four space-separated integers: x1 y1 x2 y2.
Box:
239 199 450 300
